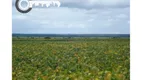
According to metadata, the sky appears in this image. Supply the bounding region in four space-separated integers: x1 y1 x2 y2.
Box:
12 0 130 34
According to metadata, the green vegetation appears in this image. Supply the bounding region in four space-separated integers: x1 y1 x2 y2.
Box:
12 38 130 80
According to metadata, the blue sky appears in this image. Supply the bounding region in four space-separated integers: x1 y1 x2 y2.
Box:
12 0 130 34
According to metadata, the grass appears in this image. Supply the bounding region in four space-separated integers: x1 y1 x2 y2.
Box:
12 38 130 80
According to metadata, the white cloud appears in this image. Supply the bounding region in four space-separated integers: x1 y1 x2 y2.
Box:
12 0 129 9
13 15 27 20
61 0 129 9
116 14 128 19
87 19 94 22
12 0 130 34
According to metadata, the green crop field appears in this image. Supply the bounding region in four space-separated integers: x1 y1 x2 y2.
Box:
12 38 130 80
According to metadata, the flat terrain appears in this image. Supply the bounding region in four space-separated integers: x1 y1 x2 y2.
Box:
12 38 130 80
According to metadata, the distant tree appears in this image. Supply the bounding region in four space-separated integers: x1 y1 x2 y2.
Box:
44 37 51 39
112 37 120 39
68 37 72 39
31 37 34 39
16 36 20 39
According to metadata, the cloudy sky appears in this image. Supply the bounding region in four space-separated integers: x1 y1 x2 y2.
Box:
12 0 130 34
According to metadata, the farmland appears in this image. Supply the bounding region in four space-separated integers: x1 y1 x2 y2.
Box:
12 37 130 80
